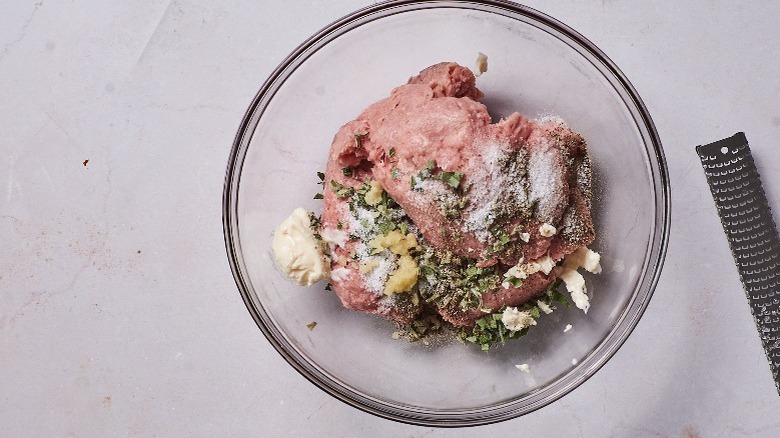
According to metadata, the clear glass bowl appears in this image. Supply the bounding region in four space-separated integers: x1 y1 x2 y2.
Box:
223 0 670 427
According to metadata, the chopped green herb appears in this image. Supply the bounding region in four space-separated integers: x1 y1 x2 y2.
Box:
399 223 408 234
416 160 436 179
306 321 317 331
337 221 343 229
419 265 436 277
410 175 417 190
324 283 332 291
313 193 324 200
388 147 395 157
308 212 321 229
391 168 399 179
545 279 569 306
377 221 396 235
317 171 325 182
505 276 523 287
330 180 354 198
342 167 353 177
437 171 464 189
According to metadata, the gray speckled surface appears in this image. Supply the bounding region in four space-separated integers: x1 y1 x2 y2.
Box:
2 1 780 436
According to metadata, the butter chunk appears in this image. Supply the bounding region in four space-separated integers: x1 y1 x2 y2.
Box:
272 208 330 286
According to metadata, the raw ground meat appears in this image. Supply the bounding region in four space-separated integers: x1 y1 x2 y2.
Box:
319 62 594 327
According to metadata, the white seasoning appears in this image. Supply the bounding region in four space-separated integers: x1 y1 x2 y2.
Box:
564 324 572 333
515 364 530 373
572 358 578 365
527 142 566 223
363 250 395 295
535 114 567 126
519 232 530 243
463 141 527 243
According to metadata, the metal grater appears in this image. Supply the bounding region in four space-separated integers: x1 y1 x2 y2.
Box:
697 132 780 394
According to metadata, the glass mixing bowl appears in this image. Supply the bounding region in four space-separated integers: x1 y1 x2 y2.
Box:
223 0 670 427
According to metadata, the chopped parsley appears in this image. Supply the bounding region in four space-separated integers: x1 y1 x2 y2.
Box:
391 168 400 179
306 321 317 331
388 147 395 157
504 276 523 287
377 221 396 235
436 171 464 189
330 180 354 198
418 160 436 179
457 311 525 352
342 167 353 177
313 193 324 200
307 212 323 242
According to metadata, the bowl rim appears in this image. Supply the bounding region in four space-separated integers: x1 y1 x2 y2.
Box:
223 0 671 427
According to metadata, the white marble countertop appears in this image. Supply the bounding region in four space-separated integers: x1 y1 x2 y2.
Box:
3 1 780 436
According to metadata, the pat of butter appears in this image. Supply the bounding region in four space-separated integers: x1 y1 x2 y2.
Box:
556 246 601 313
539 223 557 237
364 180 384 206
475 52 488 77
565 247 602 273
502 255 557 288
501 307 536 331
272 208 330 286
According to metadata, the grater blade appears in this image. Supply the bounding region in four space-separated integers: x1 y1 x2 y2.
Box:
697 132 780 394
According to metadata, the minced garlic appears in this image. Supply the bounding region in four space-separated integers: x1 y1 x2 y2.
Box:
364 180 384 206
369 230 418 255
384 254 418 295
